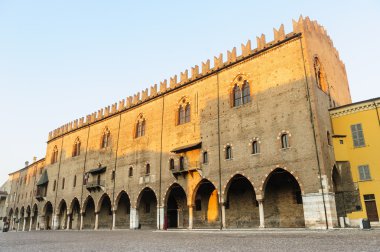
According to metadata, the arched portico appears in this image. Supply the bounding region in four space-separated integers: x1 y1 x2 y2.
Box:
25 206 31 231
192 179 220 229
164 183 188 229
96 193 112 229
224 174 259 228
82 196 95 229
115 191 131 229
136 187 157 229
19 207 25 231
68 198 81 230
57 199 67 230
31 204 38 230
263 168 305 228
43 201 53 230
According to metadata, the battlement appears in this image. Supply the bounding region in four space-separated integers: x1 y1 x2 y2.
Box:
48 16 344 142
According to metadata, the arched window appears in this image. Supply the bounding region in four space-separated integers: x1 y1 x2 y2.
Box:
185 104 191 123
178 106 185 125
135 119 146 138
145 164 150 175
233 85 242 107
73 175 77 187
72 138 81 157
203 151 208 164
252 141 259 154
128 167 133 177
51 146 58 164
281 134 289 149
242 81 251 104
179 157 185 171
101 128 110 148
169 159 175 170
225 145 232 160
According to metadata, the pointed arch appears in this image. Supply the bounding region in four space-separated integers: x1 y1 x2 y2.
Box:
164 183 188 228
82 195 95 229
68 197 81 230
114 191 131 229
136 187 158 229
97 193 112 229
262 168 305 228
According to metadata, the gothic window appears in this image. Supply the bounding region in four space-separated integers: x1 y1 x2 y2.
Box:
177 98 191 125
53 180 56 191
233 84 242 107
51 146 58 164
72 137 81 157
169 159 175 170
101 128 110 148
242 81 251 104
135 115 146 138
128 167 133 177
314 57 328 93
73 175 77 187
145 163 150 175
62 177 65 190
203 151 208 164
281 133 289 149
225 145 232 160
252 140 259 154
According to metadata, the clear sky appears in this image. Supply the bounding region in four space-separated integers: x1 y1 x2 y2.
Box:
0 0 379 184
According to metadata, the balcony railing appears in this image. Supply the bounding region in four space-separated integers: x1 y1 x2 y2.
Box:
86 180 105 191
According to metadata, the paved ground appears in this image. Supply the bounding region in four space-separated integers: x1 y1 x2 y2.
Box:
1 229 380 252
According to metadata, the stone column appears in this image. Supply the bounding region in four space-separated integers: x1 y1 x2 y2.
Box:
22 217 26 231
112 210 116 230
80 213 84 230
221 204 226 229
52 214 59 230
67 215 71 230
157 206 165 230
258 199 265 228
17 220 20 231
130 208 139 229
94 213 99 230
29 216 33 231
188 205 193 229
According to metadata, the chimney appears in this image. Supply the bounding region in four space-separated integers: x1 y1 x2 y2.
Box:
25 161 29 167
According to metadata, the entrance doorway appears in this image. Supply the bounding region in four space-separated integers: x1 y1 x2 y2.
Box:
364 194 379 222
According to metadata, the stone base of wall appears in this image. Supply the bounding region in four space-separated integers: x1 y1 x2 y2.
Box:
302 192 338 229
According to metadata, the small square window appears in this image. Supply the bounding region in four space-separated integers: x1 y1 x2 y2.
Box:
339 140 344 144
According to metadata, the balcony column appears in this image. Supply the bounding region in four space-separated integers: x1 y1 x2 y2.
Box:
188 205 193 229
67 214 71 230
94 212 99 230
258 198 265 228
80 213 84 230
112 210 116 230
22 217 26 231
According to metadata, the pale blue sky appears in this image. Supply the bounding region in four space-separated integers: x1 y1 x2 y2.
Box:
1 1 379 184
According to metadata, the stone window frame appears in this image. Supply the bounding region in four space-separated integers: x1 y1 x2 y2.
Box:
313 56 329 93
100 127 111 149
145 163 151 176
134 113 146 139
72 137 81 157
249 137 261 155
176 96 191 126
202 150 209 165
168 158 175 170
51 145 59 164
224 144 233 160
229 74 252 108
277 130 292 150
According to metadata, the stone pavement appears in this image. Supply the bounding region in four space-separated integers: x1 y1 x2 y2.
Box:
0 229 379 252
